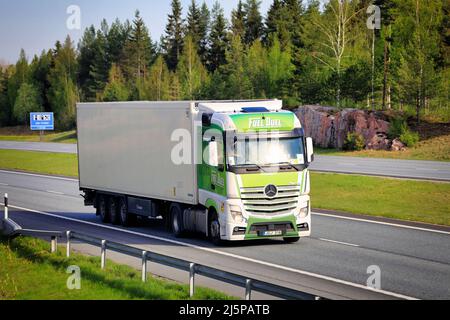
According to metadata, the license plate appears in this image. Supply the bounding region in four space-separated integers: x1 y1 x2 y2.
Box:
261 230 283 237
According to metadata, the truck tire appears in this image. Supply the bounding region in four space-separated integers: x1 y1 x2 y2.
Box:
98 195 109 223
109 197 120 225
118 197 135 227
283 237 300 243
209 210 224 246
170 203 185 238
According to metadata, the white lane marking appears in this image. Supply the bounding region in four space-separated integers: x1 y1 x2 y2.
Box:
319 238 360 247
1 203 417 300
0 182 9 186
46 190 65 195
0 170 78 182
312 212 450 236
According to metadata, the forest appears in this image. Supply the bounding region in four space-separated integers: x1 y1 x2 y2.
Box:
0 0 448 130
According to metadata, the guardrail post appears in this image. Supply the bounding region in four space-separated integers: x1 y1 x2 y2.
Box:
101 240 107 270
245 279 252 300
66 231 71 258
51 236 57 253
141 251 147 282
4 193 8 220
189 263 196 298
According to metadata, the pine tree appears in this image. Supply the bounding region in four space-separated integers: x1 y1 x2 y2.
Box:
108 19 131 65
89 21 110 100
0 66 14 126
231 0 246 39
208 1 228 72
146 55 171 101
29 50 52 111
222 36 253 99
162 0 184 70
246 40 268 97
102 64 129 101
177 35 208 99
47 36 79 129
266 37 294 98
264 0 285 45
13 83 42 124
243 0 263 45
198 2 211 65
123 11 155 89
77 25 97 101
186 0 201 44
7 49 29 115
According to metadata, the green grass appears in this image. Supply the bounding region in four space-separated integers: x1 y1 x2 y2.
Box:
0 150 78 177
0 236 233 300
0 149 448 226
311 172 450 226
315 134 450 162
0 130 77 144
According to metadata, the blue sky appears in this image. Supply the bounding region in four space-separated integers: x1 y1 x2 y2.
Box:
0 0 273 64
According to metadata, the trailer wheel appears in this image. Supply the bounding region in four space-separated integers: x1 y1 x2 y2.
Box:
119 198 134 227
209 210 223 246
170 203 185 237
283 237 300 243
109 197 120 225
98 195 109 223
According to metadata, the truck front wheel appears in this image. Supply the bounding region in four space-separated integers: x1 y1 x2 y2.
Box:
98 195 109 223
209 210 223 246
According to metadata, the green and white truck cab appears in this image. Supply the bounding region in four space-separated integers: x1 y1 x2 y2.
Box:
196 100 314 243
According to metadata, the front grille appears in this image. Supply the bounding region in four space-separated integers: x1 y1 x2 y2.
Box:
240 185 300 217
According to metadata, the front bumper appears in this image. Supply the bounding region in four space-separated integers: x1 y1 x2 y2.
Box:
220 196 312 241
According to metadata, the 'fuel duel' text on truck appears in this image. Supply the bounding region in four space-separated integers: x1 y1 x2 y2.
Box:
77 100 314 244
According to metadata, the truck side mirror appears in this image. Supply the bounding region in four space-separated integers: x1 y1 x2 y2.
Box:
306 137 314 163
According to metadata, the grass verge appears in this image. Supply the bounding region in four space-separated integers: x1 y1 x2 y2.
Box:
311 172 450 226
0 149 448 226
0 129 77 144
0 236 233 300
0 150 78 177
315 134 450 162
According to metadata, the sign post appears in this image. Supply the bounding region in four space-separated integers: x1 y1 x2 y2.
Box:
30 113 54 141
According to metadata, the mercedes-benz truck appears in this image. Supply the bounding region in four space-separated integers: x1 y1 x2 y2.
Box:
77 100 314 244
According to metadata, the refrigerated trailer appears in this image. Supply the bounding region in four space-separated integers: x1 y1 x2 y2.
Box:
77 100 314 244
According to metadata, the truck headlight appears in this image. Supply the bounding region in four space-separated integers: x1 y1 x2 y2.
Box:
230 205 244 224
298 204 309 218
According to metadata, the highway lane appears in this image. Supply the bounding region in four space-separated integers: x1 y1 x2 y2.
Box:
1 141 450 181
1 170 449 299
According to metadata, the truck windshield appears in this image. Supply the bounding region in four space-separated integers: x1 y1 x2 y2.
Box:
227 135 305 167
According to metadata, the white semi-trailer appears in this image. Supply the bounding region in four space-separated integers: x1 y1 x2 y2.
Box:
77 100 314 244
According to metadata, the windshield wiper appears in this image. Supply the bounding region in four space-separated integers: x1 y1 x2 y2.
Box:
263 162 300 171
237 163 266 172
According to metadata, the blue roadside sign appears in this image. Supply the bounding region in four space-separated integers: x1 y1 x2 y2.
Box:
30 112 54 131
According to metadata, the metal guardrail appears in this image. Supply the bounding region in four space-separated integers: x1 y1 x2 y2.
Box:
1 193 320 300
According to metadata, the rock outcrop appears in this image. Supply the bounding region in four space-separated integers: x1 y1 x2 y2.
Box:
295 105 392 150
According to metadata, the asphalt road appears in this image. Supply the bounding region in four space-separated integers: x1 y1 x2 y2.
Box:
1 140 449 181
1 170 449 300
